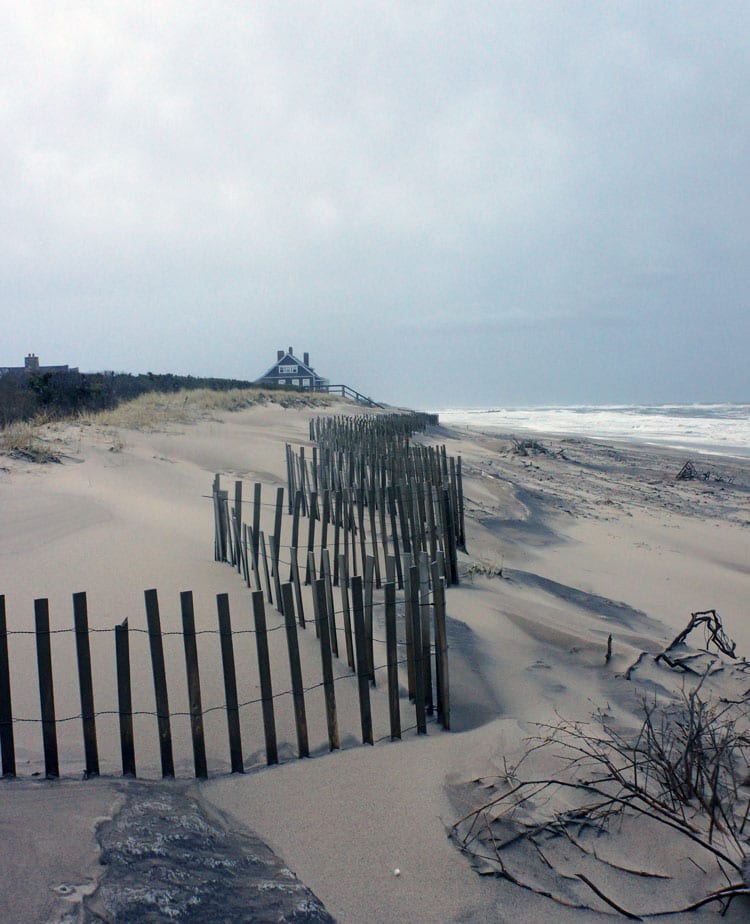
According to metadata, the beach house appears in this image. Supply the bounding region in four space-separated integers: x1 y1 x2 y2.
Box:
254 347 329 391
0 353 78 377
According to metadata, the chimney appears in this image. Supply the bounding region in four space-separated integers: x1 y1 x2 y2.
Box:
277 350 284 361
303 352 309 366
25 353 39 371
288 346 294 356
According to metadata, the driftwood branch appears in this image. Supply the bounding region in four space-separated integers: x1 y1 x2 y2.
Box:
657 609 737 661
450 694 750 917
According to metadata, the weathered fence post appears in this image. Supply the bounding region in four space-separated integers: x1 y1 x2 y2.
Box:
321 549 338 657
305 492 318 585
290 491 302 582
272 486 284 572
402 555 415 699
281 583 309 758
73 591 99 778
252 590 278 766
315 579 339 752
456 455 466 551
431 560 450 730
418 551 434 716
234 480 243 572
216 593 243 773
364 555 375 686
259 532 274 606
351 576 373 745
290 548 306 628
252 483 262 569
34 598 59 779
384 581 401 741
180 591 207 780
409 566 427 734
144 588 175 779
270 534 283 613
0 595 16 777
115 618 136 777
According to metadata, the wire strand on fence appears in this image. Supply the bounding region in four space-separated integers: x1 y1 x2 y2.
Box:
5 655 413 726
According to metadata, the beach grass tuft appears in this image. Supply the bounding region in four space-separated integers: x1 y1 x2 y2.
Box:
0 419 60 462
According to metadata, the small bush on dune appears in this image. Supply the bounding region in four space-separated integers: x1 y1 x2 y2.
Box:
0 420 60 462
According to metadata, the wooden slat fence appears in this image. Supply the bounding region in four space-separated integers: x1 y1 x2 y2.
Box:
0 556 449 779
0 411 455 781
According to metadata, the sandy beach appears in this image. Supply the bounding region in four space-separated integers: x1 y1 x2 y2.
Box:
1 397 749 922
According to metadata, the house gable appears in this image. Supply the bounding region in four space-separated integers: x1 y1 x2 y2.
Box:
255 349 328 390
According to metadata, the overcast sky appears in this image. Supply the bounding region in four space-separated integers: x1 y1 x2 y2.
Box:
2 2 748 408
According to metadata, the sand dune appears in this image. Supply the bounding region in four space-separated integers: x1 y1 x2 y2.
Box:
1 402 748 921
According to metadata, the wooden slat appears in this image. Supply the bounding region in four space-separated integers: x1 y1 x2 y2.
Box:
431 561 450 730
315 579 339 751
73 591 99 778
409 565 427 734
259 531 274 606
364 555 375 686
418 552 434 716
144 588 174 779
234 480 243 572
252 591 278 765
367 488 382 589
321 549 338 658
290 548 306 628
273 486 284 570
384 581 401 740
115 619 136 777
338 554 355 671
281 583 309 758
216 594 243 773
0 596 16 777
333 489 342 585
181 591 208 779
34 598 59 778
252 483 262 568
290 491 302 581
387 486 403 589
270 534 283 614
402 554 415 699
351 576 373 745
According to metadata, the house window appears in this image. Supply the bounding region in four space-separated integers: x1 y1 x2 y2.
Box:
292 378 299 386
302 378 310 387
279 364 297 374
278 378 286 384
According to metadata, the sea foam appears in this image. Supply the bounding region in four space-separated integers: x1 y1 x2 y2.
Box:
433 404 750 458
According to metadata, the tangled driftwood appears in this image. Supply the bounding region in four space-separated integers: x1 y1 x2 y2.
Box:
451 687 750 917
654 609 737 672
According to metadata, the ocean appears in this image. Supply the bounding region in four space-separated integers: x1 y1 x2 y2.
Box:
433 404 750 459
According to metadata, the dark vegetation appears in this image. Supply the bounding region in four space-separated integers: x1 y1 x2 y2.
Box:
0 370 258 425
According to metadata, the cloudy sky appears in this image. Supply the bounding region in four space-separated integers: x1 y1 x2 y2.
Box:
2 2 748 408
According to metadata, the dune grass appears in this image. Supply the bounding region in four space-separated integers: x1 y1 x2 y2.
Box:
79 387 335 432
0 387 336 461
0 419 60 462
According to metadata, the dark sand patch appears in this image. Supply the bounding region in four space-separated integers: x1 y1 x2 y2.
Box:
76 782 333 923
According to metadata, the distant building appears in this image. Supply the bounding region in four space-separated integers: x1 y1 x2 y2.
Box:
0 353 79 377
254 347 329 391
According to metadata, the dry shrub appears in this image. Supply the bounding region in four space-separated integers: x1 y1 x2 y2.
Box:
451 689 750 916
464 556 504 579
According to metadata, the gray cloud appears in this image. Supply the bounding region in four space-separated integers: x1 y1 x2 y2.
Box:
2 1 748 407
